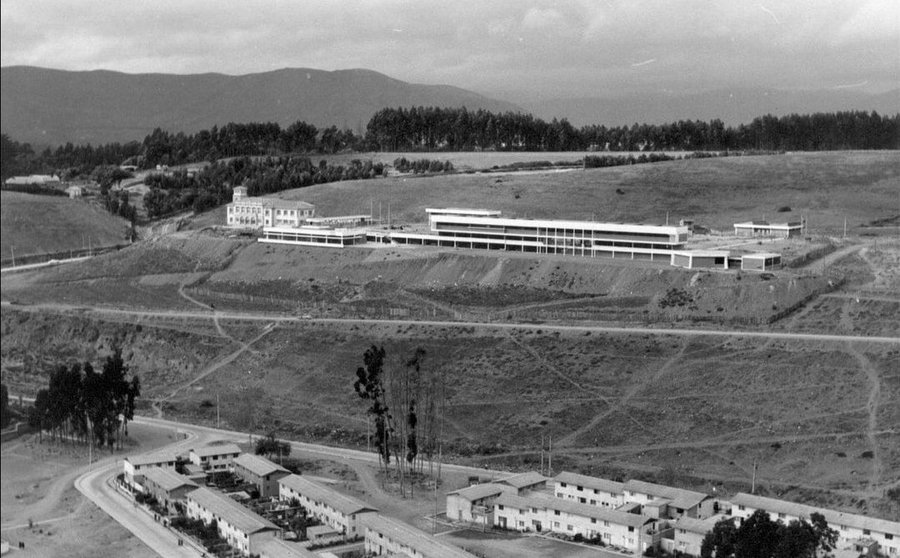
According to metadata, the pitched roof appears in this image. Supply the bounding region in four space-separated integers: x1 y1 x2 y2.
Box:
278 474 377 516
675 515 732 535
141 468 198 493
127 451 178 467
191 443 242 458
554 471 624 494
234 453 290 477
731 493 900 536
447 483 511 502
497 472 548 489
361 515 477 558
497 492 652 529
255 537 318 558
624 480 709 510
187 487 279 535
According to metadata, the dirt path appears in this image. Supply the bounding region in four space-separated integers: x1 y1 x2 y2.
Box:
557 340 689 447
846 343 884 494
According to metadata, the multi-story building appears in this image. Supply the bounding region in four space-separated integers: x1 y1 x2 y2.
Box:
186 487 281 556
553 471 624 508
232 454 290 499
123 451 178 485
226 186 315 229
730 493 900 555
733 221 802 238
189 443 242 472
445 483 515 525
278 474 377 538
622 479 714 519
361 514 477 558
138 468 198 514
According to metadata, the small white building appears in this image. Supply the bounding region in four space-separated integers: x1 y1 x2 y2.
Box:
123 451 178 485
186 487 281 556
260 226 368 248
278 474 377 538
670 515 733 557
362 514 477 558
554 471 624 508
65 185 83 198
227 186 315 229
189 443 242 472
733 221 802 238
729 492 900 555
5 174 60 185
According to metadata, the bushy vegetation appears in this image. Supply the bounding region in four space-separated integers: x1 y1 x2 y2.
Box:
0 183 68 196
700 510 837 558
392 157 454 173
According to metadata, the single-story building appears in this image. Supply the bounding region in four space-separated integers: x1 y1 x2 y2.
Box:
554 471 624 508
186 487 281 556
138 468 198 514
734 221 802 238
496 472 549 495
670 250 781 271
278 474 377 538
189 443 242 472
233 453 290 498
65 185 83 198
362 514 477 558
446 483 514 525
623 480 714 519
729 493 899 555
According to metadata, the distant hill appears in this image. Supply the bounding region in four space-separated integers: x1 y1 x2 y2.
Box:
522 88 900 127
0 66 522 146
0 191 129 263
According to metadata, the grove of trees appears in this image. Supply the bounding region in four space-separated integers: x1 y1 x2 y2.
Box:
352 345 445 497
28 347 141 450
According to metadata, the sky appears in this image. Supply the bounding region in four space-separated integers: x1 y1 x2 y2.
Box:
2 0 898 100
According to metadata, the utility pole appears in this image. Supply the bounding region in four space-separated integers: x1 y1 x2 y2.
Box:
540 434 545 475
751 458 759 494
666 211 669 226
843 218 847 239
216 392 220 429
548 435 553 476
10 246 14 268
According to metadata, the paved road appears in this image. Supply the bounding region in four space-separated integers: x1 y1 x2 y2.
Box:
4 301 898 344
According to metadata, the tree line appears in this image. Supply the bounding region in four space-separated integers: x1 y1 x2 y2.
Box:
142 156 386 218
28 348 141 450
700 509 837 558
3 109 896 181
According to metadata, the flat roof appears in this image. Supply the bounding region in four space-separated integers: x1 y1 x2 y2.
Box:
233 453 290 477
675 515 733 534
734 221 801 228
426 207 502 216
731 493 900 535
264 226 368 235
430 214 687 236
191 443 242 458
361 515 477 558
741 252 782 259
187 487 280 535
279 474 377 516
554 471 624 494
140 468 198 493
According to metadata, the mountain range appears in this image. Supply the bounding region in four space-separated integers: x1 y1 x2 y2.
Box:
1 65 897 147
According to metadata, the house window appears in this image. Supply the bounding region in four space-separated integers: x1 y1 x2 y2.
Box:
560 482 567 488
738 505 745 511
554 521 560 528
567 524 573 531
628 526 634 532
554 510 561 516
577 486 583 491
498 505 504 510
864 529 871 535
591 518 597 524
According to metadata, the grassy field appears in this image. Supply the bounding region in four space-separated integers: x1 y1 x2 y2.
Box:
0 191 130 263
188 151 900 235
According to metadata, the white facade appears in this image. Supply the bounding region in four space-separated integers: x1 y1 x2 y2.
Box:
189 444 242 472
554 471 624 508
123 451 178 484
278 474 377 538
734 221 802 238
623 480 714 519
730 493 900 556
186 487 280 556
445 483 514 525
362 515 477 558
260 226 368 248
227 186 315 229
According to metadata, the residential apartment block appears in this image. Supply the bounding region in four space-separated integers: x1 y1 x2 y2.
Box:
278 474 377 538
186 487 281 556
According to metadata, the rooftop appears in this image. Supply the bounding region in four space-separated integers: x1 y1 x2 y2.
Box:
730 493 900 535
127 451 178 467
497 492 652 529
255 537 317 558
554 471 625 494
447 483 511 502
140 468 198 493
361 515 477 558
624 480 709 510
191 443 242 458
279 474 377 516
675 515 732 535
187 487 280 535
233 453 290 477
497 471 549 490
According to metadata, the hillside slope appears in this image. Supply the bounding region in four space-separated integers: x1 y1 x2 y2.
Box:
0 191 129 262
0 66 521 146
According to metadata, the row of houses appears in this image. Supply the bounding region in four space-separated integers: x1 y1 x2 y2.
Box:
446 470 899 556
124 445 478 558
